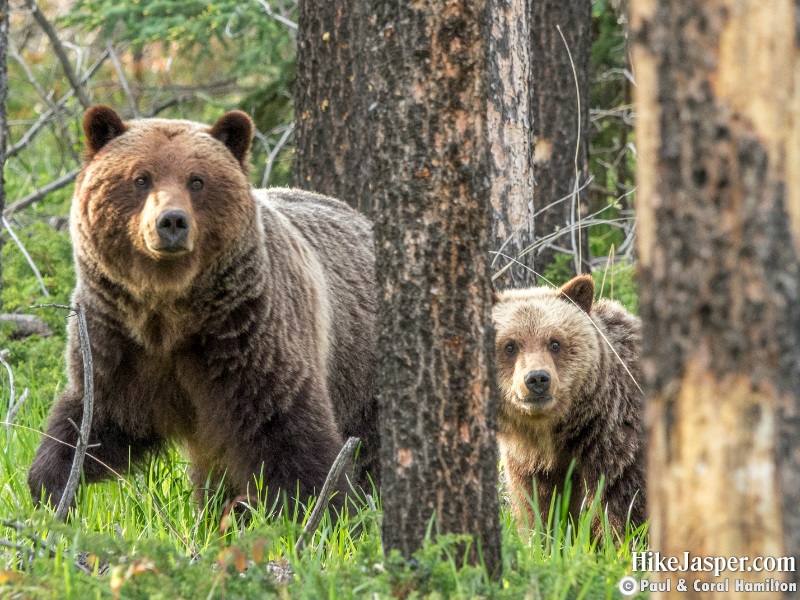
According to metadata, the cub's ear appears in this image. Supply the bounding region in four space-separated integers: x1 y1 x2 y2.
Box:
83 106 127 158
208 111 254 170
559 274 594 314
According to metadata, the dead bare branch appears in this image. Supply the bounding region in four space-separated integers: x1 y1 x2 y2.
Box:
52 303 94 520
3 169 79 217
9 44 80 163
261 123 294 187
25 0 92 109
294 436 359 553
254 0 298 33
0 347 29 432
0 537 35 566
6 388 29 431
0 348 16 418
2 217 50 297
7 49 109 160
106 42 140 118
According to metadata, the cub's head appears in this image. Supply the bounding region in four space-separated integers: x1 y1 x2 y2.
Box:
493 275 600 424
73 106 256 295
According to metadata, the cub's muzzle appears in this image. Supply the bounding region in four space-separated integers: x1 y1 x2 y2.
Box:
524 369 551 395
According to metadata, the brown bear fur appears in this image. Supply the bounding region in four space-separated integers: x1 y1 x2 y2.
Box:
28 106 379 512
493 274 645 536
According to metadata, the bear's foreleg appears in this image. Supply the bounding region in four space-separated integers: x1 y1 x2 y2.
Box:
197 377 352 516
28 388 163 509
503 453 562 531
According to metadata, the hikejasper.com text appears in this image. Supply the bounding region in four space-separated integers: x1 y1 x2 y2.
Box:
633 551 796 579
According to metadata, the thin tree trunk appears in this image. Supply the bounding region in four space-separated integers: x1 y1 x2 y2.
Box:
294 0 373 215
632 0 800 596
0 0 8 310
530 0 592 278
488 0 536 289
369 0 502 577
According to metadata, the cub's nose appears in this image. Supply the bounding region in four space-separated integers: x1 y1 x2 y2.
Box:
524 370 551 395
156 209 190 249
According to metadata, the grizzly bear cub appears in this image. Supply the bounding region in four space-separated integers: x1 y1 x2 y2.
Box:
493 274 645 536
28 106 379 512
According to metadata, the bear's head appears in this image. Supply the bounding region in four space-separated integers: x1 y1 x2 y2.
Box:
493 275 600 425
72 106 256 296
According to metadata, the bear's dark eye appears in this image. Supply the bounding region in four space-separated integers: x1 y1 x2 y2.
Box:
134 175 149 188
548 339 561 353
189 177 204 191
504 341 517 356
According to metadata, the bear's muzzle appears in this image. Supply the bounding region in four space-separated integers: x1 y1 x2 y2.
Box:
155 209 192 252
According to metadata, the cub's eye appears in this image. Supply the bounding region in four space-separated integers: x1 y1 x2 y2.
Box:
189 177 204 191
134 175 149 188
504 341 517 356
548 339 561 353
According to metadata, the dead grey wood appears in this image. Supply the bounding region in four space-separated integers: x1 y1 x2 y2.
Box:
0 314 52 338
294 436 359 553
53 304 94 520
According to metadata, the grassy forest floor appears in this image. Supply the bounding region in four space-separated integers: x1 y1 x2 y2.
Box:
0 219 647 599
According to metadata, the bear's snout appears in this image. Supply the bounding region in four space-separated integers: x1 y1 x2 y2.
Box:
524 370 551 396
156 209 191 251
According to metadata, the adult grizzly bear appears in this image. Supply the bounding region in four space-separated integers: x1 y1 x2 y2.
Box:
28 106 379 512
493 275 645 537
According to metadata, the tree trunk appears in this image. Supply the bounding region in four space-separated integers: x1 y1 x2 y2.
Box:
530 0 592 279
0 0 8 310
632 0 800 596
368 0 502 577
488 0 536 289
294 0 373 216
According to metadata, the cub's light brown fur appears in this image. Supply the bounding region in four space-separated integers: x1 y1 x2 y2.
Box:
28 107 379 513
493 275 645 536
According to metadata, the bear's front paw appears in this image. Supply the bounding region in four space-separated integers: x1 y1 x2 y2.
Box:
27 452 70 509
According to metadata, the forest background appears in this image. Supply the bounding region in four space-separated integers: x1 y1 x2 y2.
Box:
0 0 644 598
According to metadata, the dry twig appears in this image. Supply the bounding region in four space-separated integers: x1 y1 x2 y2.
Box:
107 42 140 118
9 45 80 163
31 304 95 520
6 49 109 160
294 436 359 553
2 217 50 296
55 303 94 520
25 0 92 109
261 123 294 187
0 313 53 339
3 169 80 217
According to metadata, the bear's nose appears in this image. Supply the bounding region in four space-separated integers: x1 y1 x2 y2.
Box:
156 209 190 249
524 370 551 395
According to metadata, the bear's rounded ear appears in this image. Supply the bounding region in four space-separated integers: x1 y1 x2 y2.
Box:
208 111 254 170
559 274 594 313
83 106 127 158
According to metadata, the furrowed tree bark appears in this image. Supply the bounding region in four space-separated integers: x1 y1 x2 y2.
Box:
368 0 502 576
488 0 536 289
530 0 592 278
632 0 800 596
294 0 373 215
0 0 7 311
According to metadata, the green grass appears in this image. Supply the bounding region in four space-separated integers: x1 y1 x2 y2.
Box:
0 223 646 599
